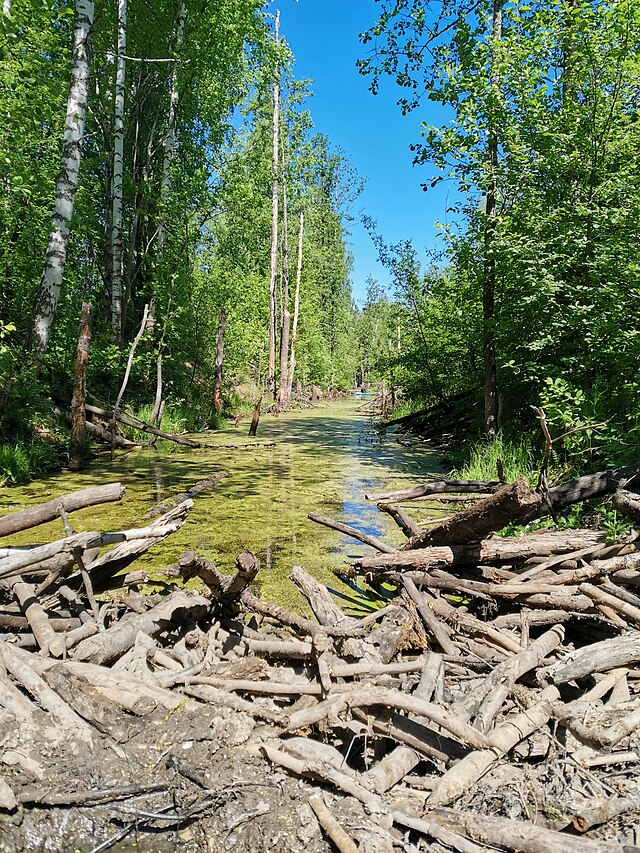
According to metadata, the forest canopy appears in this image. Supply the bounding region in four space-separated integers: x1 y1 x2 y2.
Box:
1 0 638 471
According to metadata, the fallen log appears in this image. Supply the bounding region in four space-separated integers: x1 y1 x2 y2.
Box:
353 529 605 575
0 483 125 539
366 480 503 503
307 513 397 554
377 503 422 537
71 591 210 665
84 419 140 448
426 806 628 853
142 473 227 519
612 488 640 525
403 479 542 549
540 634 640 684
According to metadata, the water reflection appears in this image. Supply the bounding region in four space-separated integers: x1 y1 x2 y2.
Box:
1 401 443 611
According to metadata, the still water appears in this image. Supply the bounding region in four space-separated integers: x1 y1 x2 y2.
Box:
0 401 443 612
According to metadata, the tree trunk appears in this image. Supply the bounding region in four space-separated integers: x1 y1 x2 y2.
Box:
287 211 304 396
156 1 185 256
26 0 94 355
111 304 148 459
482 0 502 437
213 306 227 416
248 397 262 437
70 302 92 469
267 11 280 397
277 146 290 407
110 0 126 346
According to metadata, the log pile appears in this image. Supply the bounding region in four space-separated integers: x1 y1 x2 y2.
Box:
1 476 640 851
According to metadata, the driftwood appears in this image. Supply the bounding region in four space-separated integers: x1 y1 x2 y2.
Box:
613 488 640 524
3 471 640 851
142 473 227 518
307 512 397 554
353 528 605 575
72 591 209 665
0 482 125 538
404 479 542 549
366 479 503 503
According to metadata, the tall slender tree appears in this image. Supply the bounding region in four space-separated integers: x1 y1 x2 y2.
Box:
110 0 127 346
26 0 94 355
267 10 280 396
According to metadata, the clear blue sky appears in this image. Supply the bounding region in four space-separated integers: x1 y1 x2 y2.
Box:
276 0 456 303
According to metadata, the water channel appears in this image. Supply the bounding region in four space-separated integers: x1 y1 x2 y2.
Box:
1 400 443 612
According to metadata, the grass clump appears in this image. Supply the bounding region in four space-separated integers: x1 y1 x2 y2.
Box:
450 433 539 487
0 441 58 486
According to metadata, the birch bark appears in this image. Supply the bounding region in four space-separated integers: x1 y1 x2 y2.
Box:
268 11 280 397
110 0 127 346
27 0 94 355
277 141 290 407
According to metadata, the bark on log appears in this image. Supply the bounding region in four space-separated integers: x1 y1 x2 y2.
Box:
428 686 559 807
71 591 209 665
612 488 640 524
69 301 92 469
404 479 542 549
366 480 503 503
308 513 397 554
355 529 604 574
0 483 125 538
378 502 422 537
533 463 640 517
540 634 640 684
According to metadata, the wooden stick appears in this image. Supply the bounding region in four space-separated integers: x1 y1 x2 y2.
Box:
378 502 422 537
428 686 559 806
307 513 397 554
262 744 485 853
308 794 359 853
401 577 457 655
426 805 626 853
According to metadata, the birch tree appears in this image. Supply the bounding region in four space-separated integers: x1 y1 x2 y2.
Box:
267 10 280 396
110 0 127 346
26 0 94 355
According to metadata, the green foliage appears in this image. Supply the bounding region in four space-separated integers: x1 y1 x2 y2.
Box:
449 434 539 487
0 441 58 486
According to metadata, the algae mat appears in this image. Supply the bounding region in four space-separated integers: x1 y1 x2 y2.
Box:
0 401 443 612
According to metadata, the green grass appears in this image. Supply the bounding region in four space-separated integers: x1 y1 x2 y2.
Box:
0 441 58 486
120 403 229 443
449 433 539 487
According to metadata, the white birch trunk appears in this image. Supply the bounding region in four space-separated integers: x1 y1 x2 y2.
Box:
27 0 94 355
277 156 290 407
3 0 12 16
267 10 280 396
110 0 127 346
287 211 304 396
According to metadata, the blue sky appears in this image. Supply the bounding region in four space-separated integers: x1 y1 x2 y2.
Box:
276 0 456 302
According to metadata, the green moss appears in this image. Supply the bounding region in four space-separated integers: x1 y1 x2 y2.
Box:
2 401 443 613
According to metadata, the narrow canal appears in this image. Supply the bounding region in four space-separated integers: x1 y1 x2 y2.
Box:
0 401 443 611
